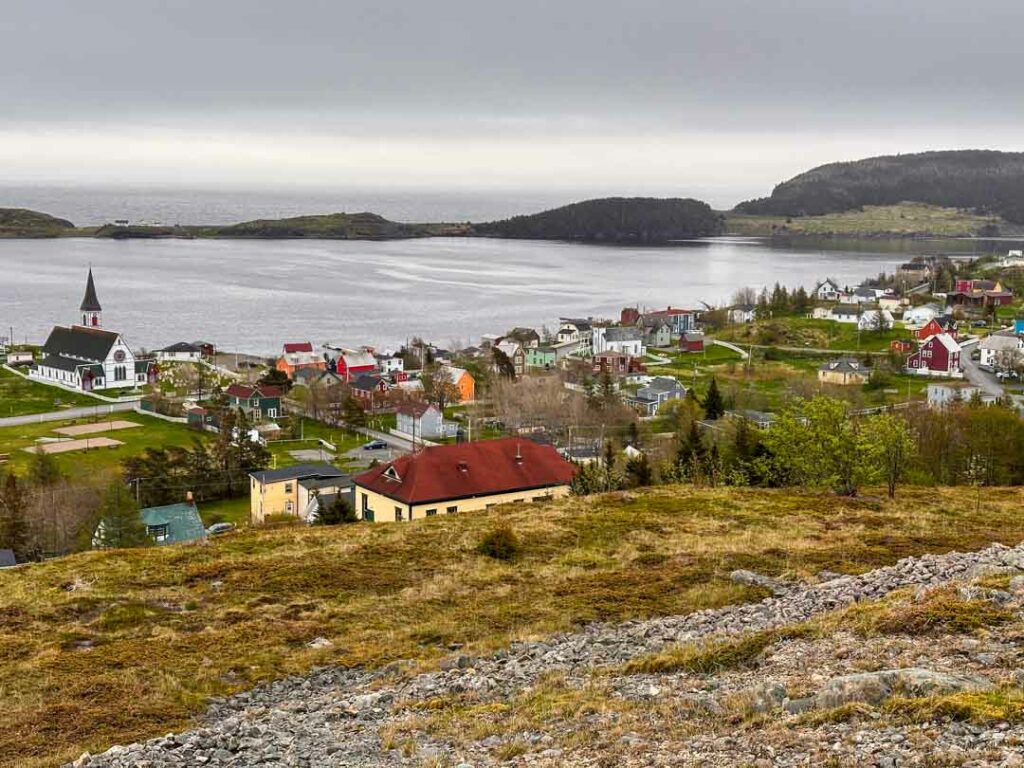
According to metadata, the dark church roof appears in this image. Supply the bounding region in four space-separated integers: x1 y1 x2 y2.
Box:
80 268 102 312
42 326 119 362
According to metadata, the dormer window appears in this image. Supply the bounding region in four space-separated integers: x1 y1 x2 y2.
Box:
384 466 402 482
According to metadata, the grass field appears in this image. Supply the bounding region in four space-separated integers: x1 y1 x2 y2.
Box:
715 316 908 353
0 367 97 417
725 203 1003 237
0 413 208 479
2 485 1023 767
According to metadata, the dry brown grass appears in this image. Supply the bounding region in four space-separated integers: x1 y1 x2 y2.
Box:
2 485 1023 767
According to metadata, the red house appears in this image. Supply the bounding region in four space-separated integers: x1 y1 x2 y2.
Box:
906 333 962 377
915 316 958 342
890 339 914 354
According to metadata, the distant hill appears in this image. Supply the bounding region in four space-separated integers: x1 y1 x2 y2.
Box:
0 208 74 237
735 150 1024 224
475 197 724 242
202 212 437 239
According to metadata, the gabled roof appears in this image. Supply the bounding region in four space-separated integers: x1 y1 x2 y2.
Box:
283 342 313 354
831 306 860 316
605 327 641 342
140 502 206 546
354 438 576 505
42 325 119 362
352 373 385 391
816 278 840 291
929 333 961 353
820 358 864 373
38 354 89 373
250 463 346 485
643 376 685 393
979 334 1022 351
225 383 282 400
560 318 593 331
396 401 438 418
80 268 102 312
158 342 201 353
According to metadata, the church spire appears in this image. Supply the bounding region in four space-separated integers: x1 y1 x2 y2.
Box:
79 267 102 327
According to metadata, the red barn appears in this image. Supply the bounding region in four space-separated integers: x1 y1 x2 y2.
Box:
906 333 962 377
680 332 705 353
330 348 378 382
890 339 914 354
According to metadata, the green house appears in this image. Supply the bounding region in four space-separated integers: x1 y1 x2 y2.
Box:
526 346 556 370
140 502 207 546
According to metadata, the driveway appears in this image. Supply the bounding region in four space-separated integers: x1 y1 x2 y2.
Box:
0 401 136 428
958 337 1005 398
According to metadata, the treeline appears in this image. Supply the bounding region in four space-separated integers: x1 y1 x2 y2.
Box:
475 197 725 243
572 391 1024 497
735 150 1024 225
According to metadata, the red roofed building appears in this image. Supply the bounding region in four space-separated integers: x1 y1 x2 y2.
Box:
352 438 576 522
283 342 314 354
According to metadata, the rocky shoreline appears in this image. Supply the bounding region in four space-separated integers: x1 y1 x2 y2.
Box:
70 542 1024 767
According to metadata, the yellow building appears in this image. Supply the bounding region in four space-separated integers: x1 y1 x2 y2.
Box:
352 438 576 523
249 463 350 524
817 358 869 386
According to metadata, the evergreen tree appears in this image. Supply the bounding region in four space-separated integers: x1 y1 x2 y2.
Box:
599 369 617 408
703 377 725 420
624 452 653 488
93 482 149 549
28 450 62 487
315 494 356 525
0 473 31 562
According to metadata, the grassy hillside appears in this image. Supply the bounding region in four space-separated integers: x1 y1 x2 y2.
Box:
0 208 74 237
735 149 1024 225
475 197 724 242
2 485 1023 767
726 202 1006 238
0 368 97 417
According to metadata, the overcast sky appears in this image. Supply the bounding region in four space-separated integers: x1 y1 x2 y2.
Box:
1 0 1021 207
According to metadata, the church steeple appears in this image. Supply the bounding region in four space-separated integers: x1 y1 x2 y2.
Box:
80 267 102 327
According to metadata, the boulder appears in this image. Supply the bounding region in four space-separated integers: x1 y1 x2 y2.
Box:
730 569 789 596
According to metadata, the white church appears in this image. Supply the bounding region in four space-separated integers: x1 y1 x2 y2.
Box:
30 269 157 392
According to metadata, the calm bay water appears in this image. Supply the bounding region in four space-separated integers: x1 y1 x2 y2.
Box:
1 235 931 355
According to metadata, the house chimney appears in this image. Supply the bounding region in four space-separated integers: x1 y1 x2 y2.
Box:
457 461 469 473
515 442 523 463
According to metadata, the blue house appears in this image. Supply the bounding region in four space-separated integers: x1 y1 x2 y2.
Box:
1013 319 1024 335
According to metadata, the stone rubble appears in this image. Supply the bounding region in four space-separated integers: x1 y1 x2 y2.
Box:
70 542 1024 767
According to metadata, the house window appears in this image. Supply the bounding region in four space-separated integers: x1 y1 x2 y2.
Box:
267 408 277 418
426 508 437 516
286 501 294 514
284 483 293 493
395 507 404 521
446 505 458 514
147 524 169 543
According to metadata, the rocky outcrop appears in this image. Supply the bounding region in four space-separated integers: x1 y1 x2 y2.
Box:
70 542 1024 768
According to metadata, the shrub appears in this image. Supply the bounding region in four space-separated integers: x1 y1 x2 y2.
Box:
476 526 521 561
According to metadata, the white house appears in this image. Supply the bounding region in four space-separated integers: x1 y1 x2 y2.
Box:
878 295 902 312
998 250 1024 268
155 342 203 362
814 279 842 301
594 326 644 358
30 269 156 392
830 306 861 324
857 309 895 331
903 304 941 328
729 305 756 324
377 353 405 375
811 307 832 320
927 383 991 408
395 401 451 440
978 333 1024 369
557 318 593 356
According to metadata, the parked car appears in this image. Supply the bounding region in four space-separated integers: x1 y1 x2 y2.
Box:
970 349 981 361
207 522 235 535
362 439 389 450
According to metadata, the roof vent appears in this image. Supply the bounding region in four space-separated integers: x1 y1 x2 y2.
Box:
457 461 469 473
515 442 523 463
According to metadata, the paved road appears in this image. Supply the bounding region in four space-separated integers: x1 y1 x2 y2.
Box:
958 337 1006 398
0 401 137 428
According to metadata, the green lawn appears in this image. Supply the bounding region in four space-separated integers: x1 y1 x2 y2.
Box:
717 316 908 353
725 203 1001 237
0 414 209 479
266 418 368 472
0 367 98 417
198 496 250 527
